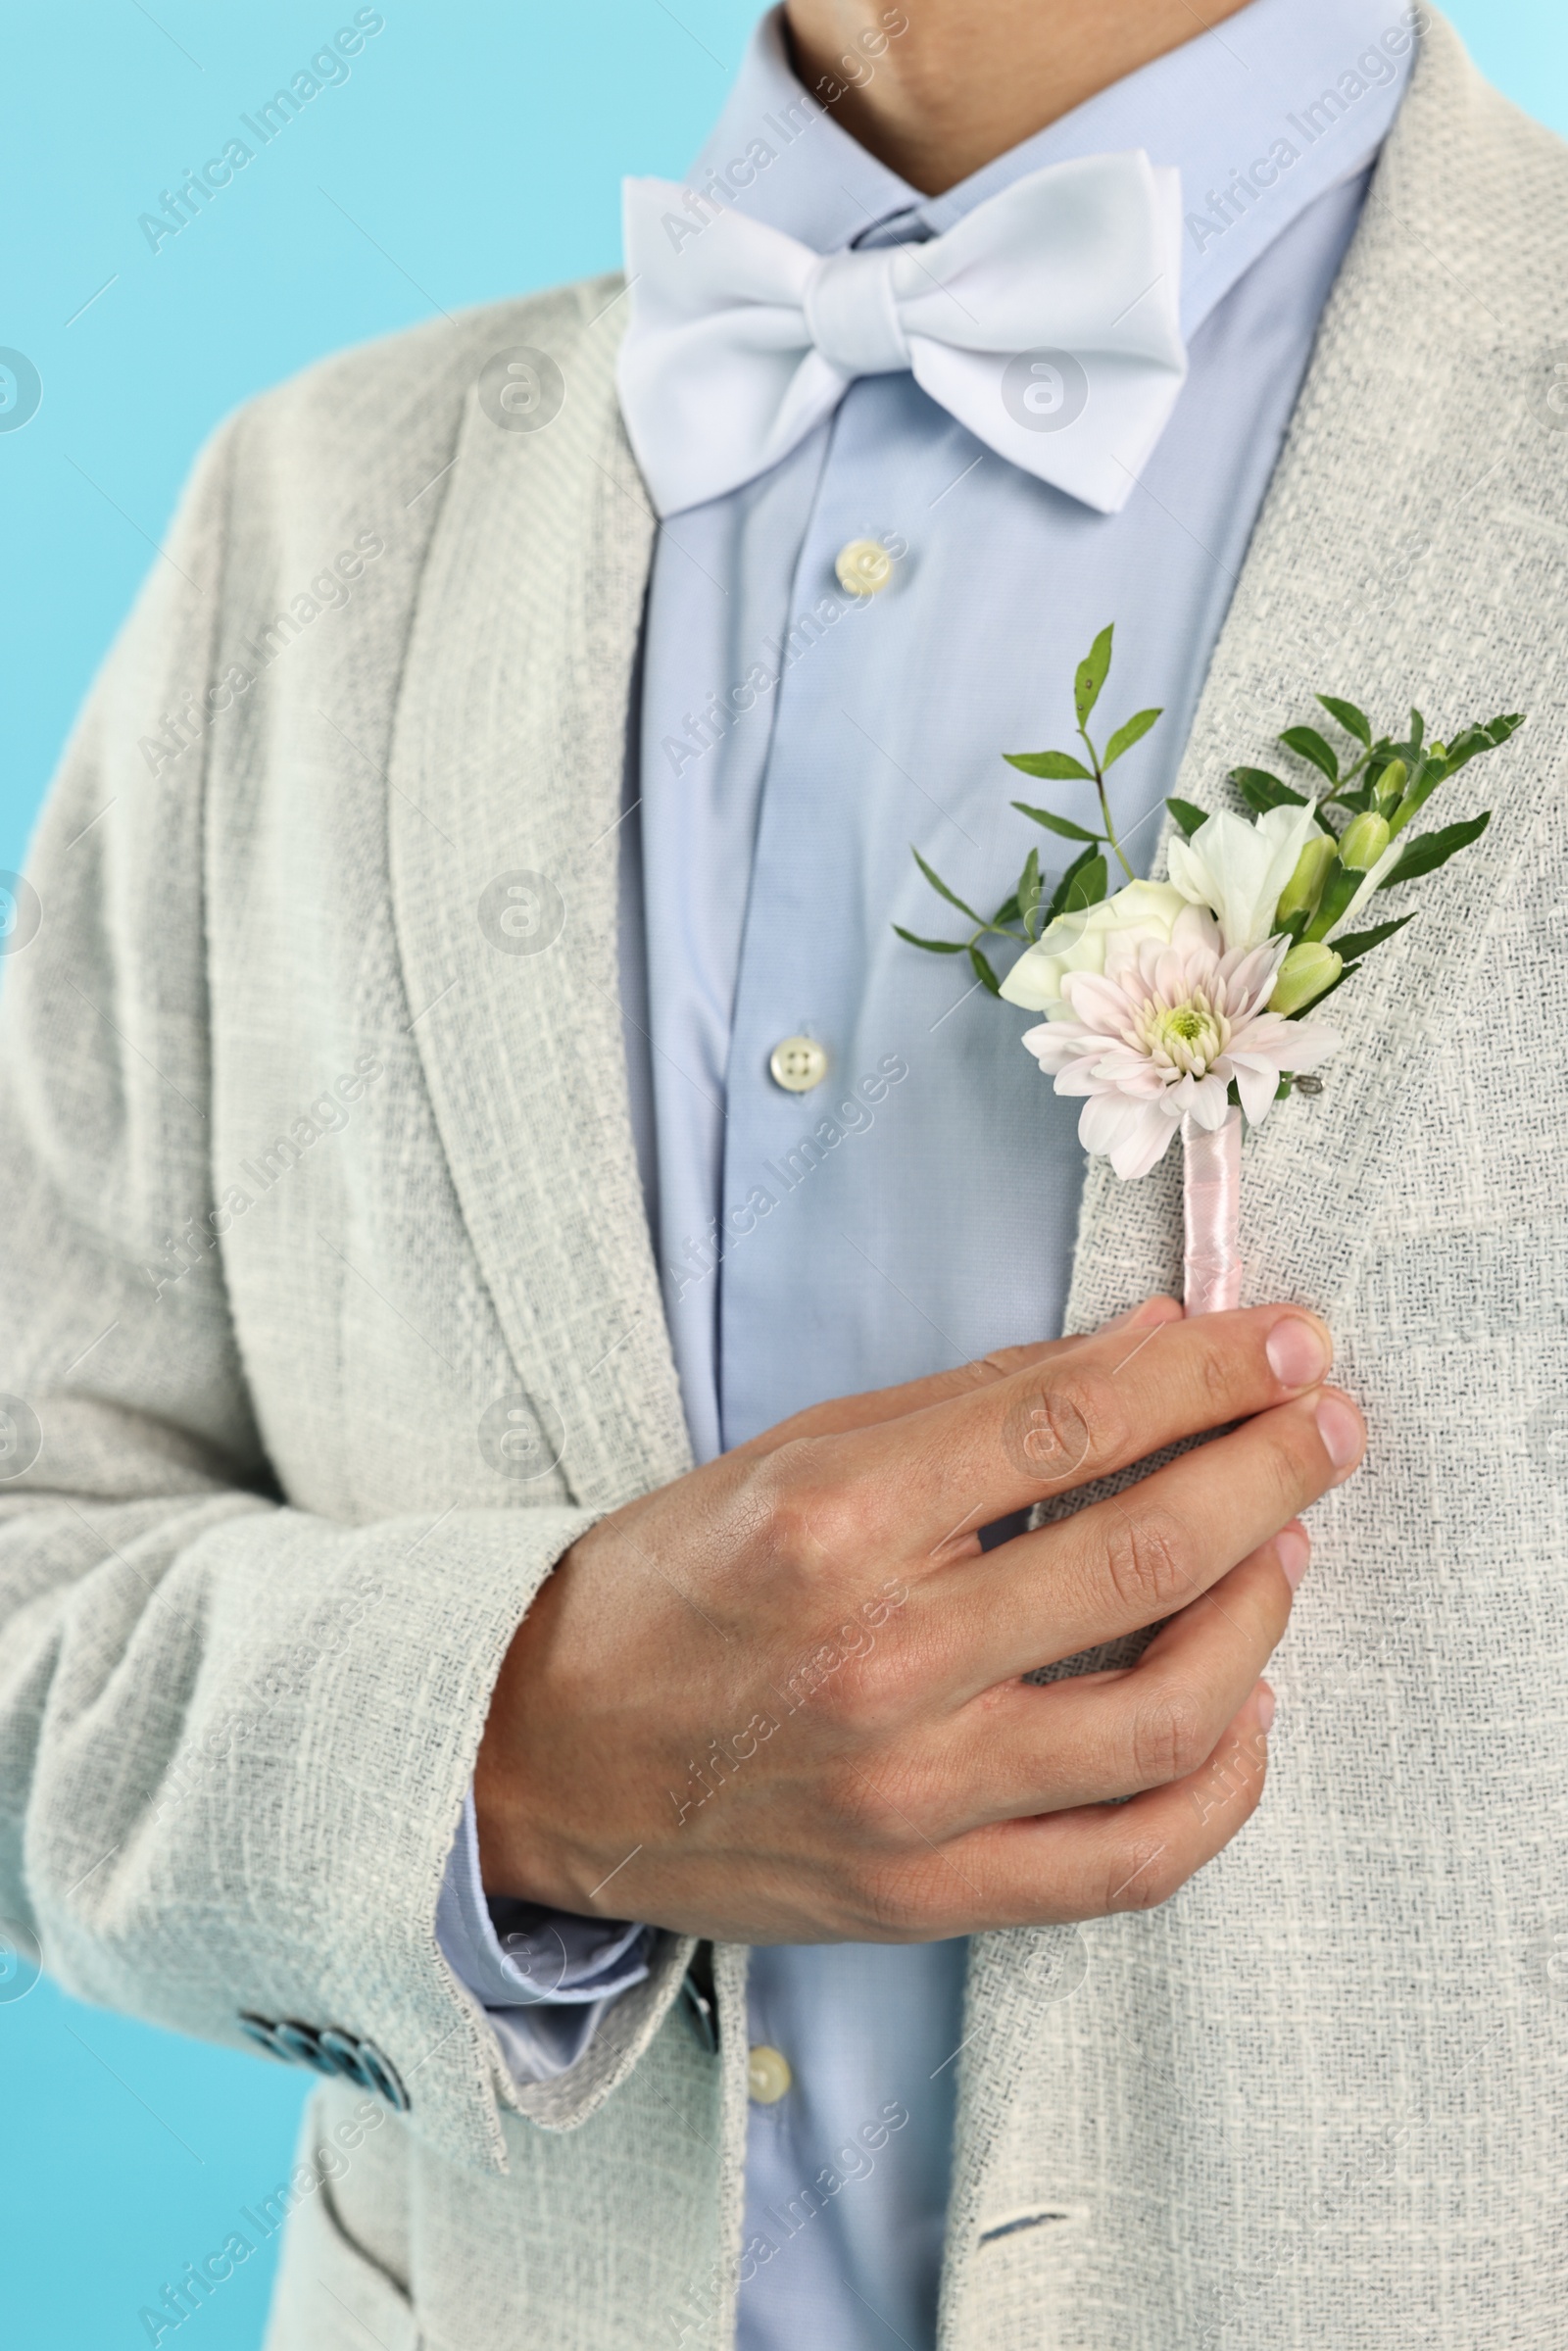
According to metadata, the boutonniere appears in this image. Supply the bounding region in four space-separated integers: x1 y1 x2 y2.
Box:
898 626 1524 1309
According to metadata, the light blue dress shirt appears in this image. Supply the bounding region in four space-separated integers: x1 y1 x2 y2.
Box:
441 5 1413 2344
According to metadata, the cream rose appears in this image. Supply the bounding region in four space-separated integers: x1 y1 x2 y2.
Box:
999 878 1191 1015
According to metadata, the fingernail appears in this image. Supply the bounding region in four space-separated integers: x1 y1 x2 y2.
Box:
1315 1393 1363 1475
1255 1682 1276 1734
1275 1525 1310 1590
1266 1315 1330 1388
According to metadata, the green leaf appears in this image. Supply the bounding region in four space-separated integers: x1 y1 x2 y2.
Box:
1302 863 1360 943
911 847 984 926
1004 750 1095 782
1377 809 1491 888
1434 730 1482 779
1439 712 1526 778
1328 910 1418 961
1230 765 1308 816
1074 624 1114 728
1165 796 1209 839
1061 853 1108 914
1009 802 1102 842
1317 694 1372 747
1278 726 1341 785
892 924 967 955
1044 843 1101 922
1388 753 1444 834
992 894 1021 928
1165 794 1212 841
1016 847 1042 935
1103 707 1162 768
969 943 1002 997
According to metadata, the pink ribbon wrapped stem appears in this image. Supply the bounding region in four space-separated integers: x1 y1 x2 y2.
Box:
1182 1106 1243 1315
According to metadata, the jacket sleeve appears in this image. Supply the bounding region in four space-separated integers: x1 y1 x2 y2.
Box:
0 416 690 2175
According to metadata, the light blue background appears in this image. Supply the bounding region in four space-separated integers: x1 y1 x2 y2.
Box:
0 4 1560 2344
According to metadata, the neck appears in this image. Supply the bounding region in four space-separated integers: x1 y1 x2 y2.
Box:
784 0 1256 194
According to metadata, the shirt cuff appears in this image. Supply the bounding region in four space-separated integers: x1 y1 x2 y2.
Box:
436 1788 653 2082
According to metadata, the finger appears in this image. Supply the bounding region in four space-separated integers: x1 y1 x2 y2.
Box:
817 1298 1335 1557
931 1387 1358 1690
727 1297 1180 1460
914 1530 1303 1835
877 1686 1274 1937
1134 1516 1308 1676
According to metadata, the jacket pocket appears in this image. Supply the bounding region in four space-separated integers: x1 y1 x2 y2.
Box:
262 2161 420 2351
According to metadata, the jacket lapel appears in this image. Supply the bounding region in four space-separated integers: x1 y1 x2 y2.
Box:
1060 13 1565 1341
386 296 692 1510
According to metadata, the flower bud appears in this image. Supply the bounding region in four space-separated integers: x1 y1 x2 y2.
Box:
1338 811 1392 872
1274 835 1339 927
1373 756 1407 811
1269 941 1343 1016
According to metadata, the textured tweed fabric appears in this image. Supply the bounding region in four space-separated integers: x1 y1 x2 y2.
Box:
0 17 1563 2347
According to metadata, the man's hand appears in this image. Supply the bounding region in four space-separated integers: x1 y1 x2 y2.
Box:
474 1299 1363 1944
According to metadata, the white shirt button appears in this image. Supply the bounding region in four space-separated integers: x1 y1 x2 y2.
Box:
769 1035 828 1093
834 537 895 596
748 2043 793 2104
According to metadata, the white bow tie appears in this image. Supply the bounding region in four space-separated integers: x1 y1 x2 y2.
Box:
616 150 1187 519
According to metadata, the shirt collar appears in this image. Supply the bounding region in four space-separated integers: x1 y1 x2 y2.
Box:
687 0 1416 339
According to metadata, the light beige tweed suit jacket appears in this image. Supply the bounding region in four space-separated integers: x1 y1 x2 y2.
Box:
1 18 1565 2346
